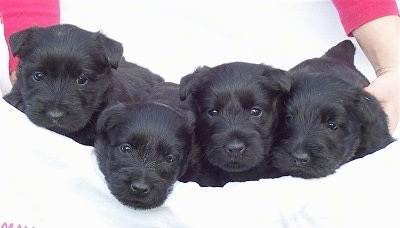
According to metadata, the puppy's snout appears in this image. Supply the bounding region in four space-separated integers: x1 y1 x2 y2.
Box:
47 109 65 120
225 141 245 155
130 180 151 195
292 151 310 165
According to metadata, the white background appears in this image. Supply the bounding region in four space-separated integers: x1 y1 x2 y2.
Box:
60 0 375 83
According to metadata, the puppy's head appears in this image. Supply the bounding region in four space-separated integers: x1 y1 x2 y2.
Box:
94 103 194 209
180 62 287 173
10 24 123 135
273 74 366 178
273 40 393 178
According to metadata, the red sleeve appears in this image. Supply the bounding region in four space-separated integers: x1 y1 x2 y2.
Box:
332 0 399 36
0 0 60 74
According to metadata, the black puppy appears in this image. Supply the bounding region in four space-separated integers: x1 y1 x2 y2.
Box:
272 40 395 179
95 82 195 209
3 24 164 145
179 62 286 187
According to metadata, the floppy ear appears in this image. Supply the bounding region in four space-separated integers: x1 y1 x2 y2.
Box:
350 89 394 157
181 109 196 133
176 109 197 177
261 65 291 93
351 89 384 124
179 66 211 101
97 103 128 133
323 40 356 66
95 103 127 177
9 26 39 57
3 82 25 111
93 32 124 69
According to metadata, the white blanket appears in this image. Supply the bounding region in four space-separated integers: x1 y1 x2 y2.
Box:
1 98 399 227
1 0 399 227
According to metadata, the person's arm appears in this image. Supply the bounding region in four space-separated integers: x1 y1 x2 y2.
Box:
332 0 400 134
354 15 400 134
0 0 60 84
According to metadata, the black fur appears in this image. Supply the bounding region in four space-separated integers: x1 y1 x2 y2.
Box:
272 40 395 178
179 62 286 187
94 82 196 209
3 24 164 145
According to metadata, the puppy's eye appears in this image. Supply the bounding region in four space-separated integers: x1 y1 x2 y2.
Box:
207 109 219 117
165 154 176 163
327 121 338 130
285 114 294 124
120 143 133 153
250 107 262 116
32 72 45 82
76 74 88 85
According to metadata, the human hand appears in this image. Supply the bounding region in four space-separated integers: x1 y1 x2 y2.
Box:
10 70 17 85
364 70 400 134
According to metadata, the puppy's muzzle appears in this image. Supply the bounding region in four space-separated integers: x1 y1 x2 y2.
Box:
224 140 245 156
47 109 66 121
292 151 311 165
130 179 151 196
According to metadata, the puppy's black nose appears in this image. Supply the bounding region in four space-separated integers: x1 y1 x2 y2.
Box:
292 152 310 165
130 181 151 195
225 142 245 154
47 109 65 120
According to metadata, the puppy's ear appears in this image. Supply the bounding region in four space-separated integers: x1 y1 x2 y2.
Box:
351 89 389 125
323 40 355 66
350 89 394 156
3 82 25 112
9 26 39 57
262 65 291 93
93 32 124 69
182 110 196 133
97 103 127 133
179 66 211 101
